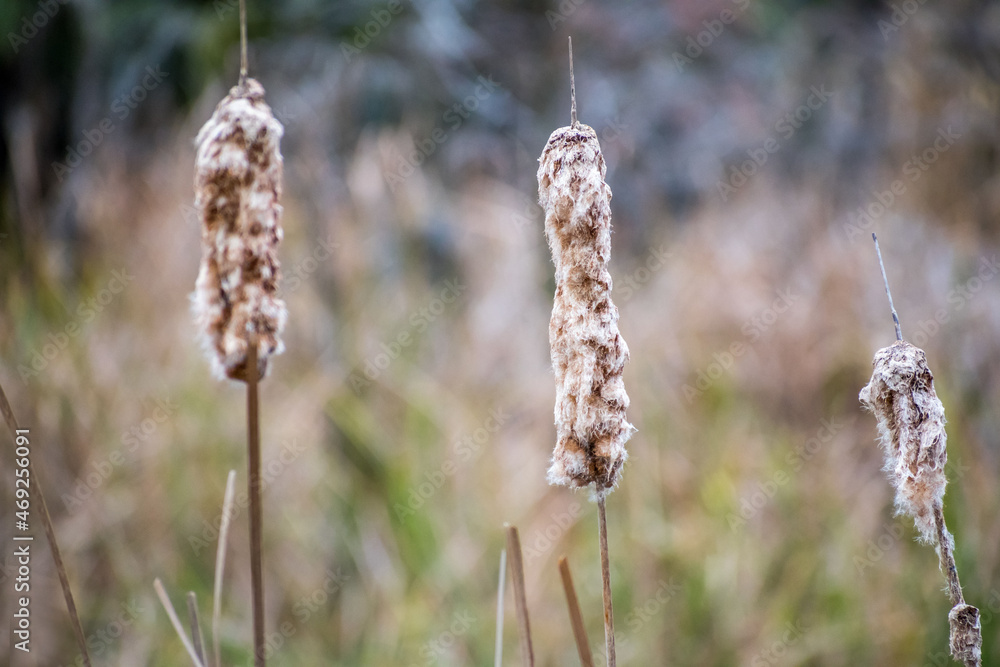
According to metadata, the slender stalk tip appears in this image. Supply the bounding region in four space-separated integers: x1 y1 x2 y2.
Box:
568 36 577 127
872 233 903 341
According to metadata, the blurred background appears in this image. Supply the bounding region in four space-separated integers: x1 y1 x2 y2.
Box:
2 0 1000 664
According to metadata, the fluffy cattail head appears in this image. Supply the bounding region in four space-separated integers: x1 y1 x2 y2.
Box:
859 340 948 542
538 123 634 495
192 78 287 382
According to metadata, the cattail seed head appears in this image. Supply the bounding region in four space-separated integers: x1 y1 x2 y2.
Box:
538 122 634 495
192 78 287 382
949 603 983 666
859 340 948 543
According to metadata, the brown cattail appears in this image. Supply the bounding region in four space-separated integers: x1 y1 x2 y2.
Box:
859 341 947 543
537 121 634 495
860 340 982 666
192 78 286 382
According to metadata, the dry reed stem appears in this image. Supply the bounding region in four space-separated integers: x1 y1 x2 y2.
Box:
186 591 206 665
495 548 507 667
0 380 91 667
597 496 616 667
504 524 535 667
860 340 982 666
247 339 266 666
558 556 595 667
213 469 237 667
192 77 286 383
154 578 207 667
537 119 634 494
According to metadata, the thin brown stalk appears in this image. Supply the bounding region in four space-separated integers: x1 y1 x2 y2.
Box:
597 496 616 667
504 524 535 667
0 380 91 667
213 469 238 667
154 579 206 667
495 548 507 667
187 591 206 665
247 339 265 666
934 505 965 607
558 556 594 667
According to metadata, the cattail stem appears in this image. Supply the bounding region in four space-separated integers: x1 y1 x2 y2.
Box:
872 233 902 341
495 548 507 667
0 381 91 667
558 556 594 667
597 496 616 667
934 504 965 606
247 339 265 667
504 524 535 667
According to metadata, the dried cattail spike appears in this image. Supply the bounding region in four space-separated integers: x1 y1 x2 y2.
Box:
538 121 634 495
192 78 287 382
859 340 947 542
949 604 983 666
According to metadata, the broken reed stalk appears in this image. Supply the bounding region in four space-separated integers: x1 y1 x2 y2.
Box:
495 548 507 667
538 39 633 667
213 469 238 667
187 592 207 665
504 524 535 667
859 235 982 667
0 380 91 667
154 579 207 667
247 339 265 666
558 556 595 667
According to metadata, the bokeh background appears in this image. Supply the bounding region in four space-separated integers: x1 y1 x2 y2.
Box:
2 0 1000 664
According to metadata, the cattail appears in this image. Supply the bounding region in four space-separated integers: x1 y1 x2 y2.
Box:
859 340 947 544
192 78 287 382
537 120 634 495
861 235 982 667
